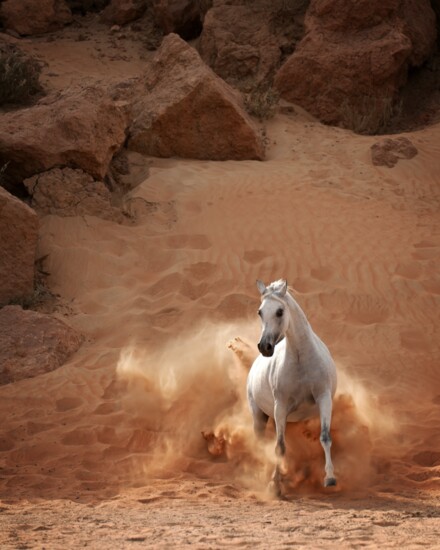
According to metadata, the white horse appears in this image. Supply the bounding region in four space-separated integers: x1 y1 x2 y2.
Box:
247 279 337 495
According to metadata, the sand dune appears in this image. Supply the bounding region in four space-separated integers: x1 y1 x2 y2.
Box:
1 36 440 545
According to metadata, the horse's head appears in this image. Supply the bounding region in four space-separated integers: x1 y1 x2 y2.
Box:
256 279 289 357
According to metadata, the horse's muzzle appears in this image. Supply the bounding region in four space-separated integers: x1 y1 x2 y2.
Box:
258 341 274 357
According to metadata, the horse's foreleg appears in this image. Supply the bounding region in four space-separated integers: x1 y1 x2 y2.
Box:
317 391 337 487
270 400 288 497
274 400 287 457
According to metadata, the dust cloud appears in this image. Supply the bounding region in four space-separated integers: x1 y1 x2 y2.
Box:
116 322 398 495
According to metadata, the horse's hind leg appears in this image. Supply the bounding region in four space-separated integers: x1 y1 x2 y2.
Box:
250 401 269 438
317 391 337 487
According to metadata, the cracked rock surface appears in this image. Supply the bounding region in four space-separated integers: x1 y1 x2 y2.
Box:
24 167 125 222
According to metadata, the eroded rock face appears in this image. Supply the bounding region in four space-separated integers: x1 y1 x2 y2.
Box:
128 33 264 161
0 306 84 385
274 0 437 132
152 0 208 40
0 0 72 36
199 4 280 91
0 86 129 190
101 0 147 25
24 167 124 222
198 1 308 92
0 187 38 307
371 137 418 167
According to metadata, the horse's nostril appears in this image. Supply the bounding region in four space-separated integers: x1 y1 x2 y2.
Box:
258 341 274 356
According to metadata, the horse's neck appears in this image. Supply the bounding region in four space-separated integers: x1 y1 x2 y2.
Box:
285 293 312 352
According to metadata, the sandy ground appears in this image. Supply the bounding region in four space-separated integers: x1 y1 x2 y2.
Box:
1 17 440 549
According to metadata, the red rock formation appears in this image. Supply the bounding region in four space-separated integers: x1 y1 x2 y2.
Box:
24 167 125 222
0 187 38 307
128 33 264 161
66 0 109 14
0 0 72 36
198 1 307 92
100 0 147 26
274 0 437 132
0 306 83 384
0 86 129 189
152 0 207 40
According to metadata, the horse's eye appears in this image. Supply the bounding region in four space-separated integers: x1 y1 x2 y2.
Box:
276 308 283 318
258 310 262 317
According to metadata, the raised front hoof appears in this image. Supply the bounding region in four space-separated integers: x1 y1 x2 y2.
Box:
324 477 337 487
226 336 254 367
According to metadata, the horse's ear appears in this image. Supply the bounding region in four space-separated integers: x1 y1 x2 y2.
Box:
256 280 266 295
278 280 288 297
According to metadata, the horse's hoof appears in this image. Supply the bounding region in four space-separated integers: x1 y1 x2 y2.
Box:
268 480 283 499
324 477 337 487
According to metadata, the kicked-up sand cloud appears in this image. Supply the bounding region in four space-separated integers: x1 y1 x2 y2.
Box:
116 322 399 496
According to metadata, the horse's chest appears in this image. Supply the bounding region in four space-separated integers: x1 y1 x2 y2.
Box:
248 355 313 420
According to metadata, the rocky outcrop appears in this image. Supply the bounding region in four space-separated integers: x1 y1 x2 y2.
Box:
101 0 147 25
0 86 129 190
199 4 280 92
274 0 437 133
0 306 83 385
152 0 208 40
66 0 109 13
0 187 38 307
198 1 308 92
128 34 264 161
0 0 72 36
24 167 124 222
371 137 418 167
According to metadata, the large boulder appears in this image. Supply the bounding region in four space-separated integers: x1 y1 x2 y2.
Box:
0 187 38 307
0 0 72 36
128 33 264 160
198 1 308 92
274 0 437 133
101 0 147 25
24 167 125 223
152 0 209 40
0 86 129 190
0 306 83 385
